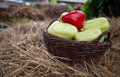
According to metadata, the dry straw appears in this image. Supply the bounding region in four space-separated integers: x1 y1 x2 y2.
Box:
0 18 120 77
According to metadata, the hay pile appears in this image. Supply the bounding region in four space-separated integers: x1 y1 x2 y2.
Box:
0 3 70 24
11 6 44 21
0 18 120 77
0 6 44 23
35 2 70 18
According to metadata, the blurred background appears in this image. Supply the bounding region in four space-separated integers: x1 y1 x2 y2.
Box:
0 0 120 27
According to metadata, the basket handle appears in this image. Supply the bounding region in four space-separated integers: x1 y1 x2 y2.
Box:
95 31 111 43
47 19 58 29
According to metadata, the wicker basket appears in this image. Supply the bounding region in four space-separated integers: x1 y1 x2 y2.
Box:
43 21 112 64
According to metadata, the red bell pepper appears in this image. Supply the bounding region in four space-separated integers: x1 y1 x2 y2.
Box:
61 10 86 29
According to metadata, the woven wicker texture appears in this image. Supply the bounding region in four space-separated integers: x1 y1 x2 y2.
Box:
43 30 112 64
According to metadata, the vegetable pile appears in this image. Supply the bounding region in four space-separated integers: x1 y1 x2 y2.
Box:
48 10 110 42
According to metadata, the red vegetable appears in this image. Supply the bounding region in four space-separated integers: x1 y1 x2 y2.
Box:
61 10 86 29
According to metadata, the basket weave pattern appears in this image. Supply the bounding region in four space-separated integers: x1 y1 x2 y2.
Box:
43 30 112 63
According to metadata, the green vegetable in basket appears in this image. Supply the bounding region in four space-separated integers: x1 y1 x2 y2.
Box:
99 36 105 43
83 17 110 32
75 29 102 42
48 21 78 39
